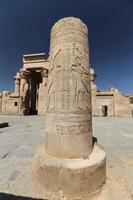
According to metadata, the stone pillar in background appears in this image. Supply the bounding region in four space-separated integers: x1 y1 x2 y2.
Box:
42 68 48 85
14 72 20 94
33 17 106 199
38 68 48 116
42 68 48 114
90 67 98 116
19 70 30 115
90 67 97 92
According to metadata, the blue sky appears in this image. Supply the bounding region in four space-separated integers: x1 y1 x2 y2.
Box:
0 0 132 94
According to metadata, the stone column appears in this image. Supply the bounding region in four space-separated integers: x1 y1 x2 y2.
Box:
46 17 92 158
19 70 30 115
38 68 48 115
33 17 106 199
14 72 20 94
42 68 48 84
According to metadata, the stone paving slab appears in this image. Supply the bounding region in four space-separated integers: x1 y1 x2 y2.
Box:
0 115 133 199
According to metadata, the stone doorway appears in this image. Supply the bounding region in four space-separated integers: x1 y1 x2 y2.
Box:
102 105 108 117
29 70 42 115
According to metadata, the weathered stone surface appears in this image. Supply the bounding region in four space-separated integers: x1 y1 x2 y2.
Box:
0 116 133 199
91 85 132 117
32 17 106 199
33 143 106 199
46 17 92 158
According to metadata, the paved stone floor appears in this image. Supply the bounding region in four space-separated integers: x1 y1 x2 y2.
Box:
0 115 133 199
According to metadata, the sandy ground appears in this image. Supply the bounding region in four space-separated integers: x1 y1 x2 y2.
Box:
0 115 133 199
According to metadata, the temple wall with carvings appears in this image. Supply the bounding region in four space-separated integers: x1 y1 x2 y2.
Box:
0 54 132 117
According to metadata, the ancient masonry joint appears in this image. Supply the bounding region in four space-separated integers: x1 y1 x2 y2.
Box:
32 17 106 199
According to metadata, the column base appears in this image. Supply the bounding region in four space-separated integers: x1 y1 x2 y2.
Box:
32 143 106 200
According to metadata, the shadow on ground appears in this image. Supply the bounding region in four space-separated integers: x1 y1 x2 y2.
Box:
0 193 43 200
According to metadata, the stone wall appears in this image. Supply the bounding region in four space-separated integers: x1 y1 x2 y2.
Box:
96 94 114 116
114 92 132 117
23 53 46 70
92 89 132 117
1 94 20 115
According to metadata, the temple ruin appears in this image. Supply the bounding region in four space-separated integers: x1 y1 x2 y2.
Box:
0 21 133 117
90 68 133 117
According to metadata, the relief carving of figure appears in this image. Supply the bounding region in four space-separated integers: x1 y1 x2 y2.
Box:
71 46 90 111
47 49 62 110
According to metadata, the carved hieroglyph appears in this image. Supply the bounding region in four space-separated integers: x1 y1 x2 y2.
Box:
33 17 106 200
46 17 92 158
